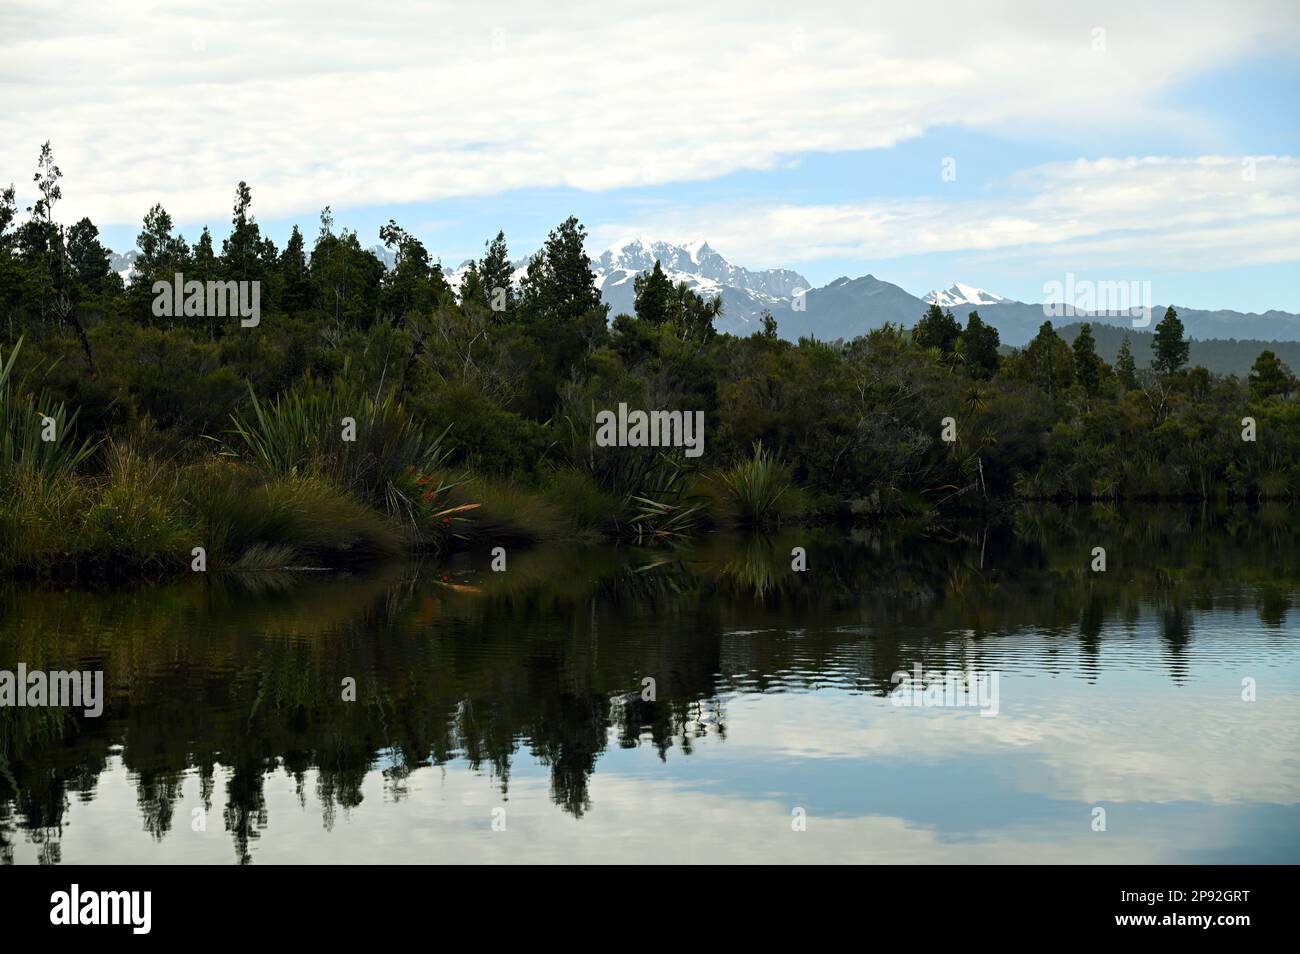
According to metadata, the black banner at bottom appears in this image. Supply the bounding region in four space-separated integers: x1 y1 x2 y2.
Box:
2 863 1289 939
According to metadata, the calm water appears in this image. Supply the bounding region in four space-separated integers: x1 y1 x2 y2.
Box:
2 508 1298 864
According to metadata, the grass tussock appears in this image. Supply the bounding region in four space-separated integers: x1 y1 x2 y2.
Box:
0 337 99 485
449 476 570 544
540 468 624 536
181 459 403 567
226 374 452 526
0 443 402 578
621 456 705 544
702 441 806 528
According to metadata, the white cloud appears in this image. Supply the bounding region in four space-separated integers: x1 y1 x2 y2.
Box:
714 683 1300 807
591 156 1300 272
18 754 1196 863
1 0 1297 227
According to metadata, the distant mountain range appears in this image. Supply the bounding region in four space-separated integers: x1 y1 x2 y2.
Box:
444 236 808 335
111 239 1300 347
581 239 1300 346
799 274 1300 346
590 237 808 331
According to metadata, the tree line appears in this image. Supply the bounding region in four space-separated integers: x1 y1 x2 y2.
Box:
2 143 1298 577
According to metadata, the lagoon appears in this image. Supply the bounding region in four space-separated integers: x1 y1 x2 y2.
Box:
2 508 1297 864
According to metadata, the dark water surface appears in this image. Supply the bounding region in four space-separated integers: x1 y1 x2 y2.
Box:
2 508 1298 863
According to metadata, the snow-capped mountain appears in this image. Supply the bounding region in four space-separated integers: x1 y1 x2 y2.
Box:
108 249 139 285
923 283 1008 307
442 236 810 333
592 236 810 332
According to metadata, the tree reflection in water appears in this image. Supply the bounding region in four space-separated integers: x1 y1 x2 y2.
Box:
1 505 1295 862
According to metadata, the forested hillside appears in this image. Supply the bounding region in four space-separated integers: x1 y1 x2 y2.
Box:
1057 323 1300 378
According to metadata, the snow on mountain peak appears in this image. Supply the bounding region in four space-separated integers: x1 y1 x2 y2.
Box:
588 238 812 329
923 283 1008 307
682 238 711 263
597 239 805 295
441 237 809 331
605 234 657 255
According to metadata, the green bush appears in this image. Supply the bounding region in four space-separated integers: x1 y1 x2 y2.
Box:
705 442 803 527
421 383 549 477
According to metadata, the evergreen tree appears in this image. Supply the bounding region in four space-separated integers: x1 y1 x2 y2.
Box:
1025 320 1074 395
1115 332 1138 389
960 310 1000 379
1248 350 1298 401
378 218 444 322
222 181 263 278
310 209 384 330
190 226 218 291
913 303 961 354
280 225 311 313
193 226 216 268
458 260 485 310
0 184 16 340
23 141 65 325
1072 322 1103 396
28 141 61 226
1152 305 1189 376
0 184 16 249
633 260 673 325
136 203 188 275
24 142 94 367
518 216 605 322
478 230 515 314
131 202 189 329
182 226 224 336
65 217 113 295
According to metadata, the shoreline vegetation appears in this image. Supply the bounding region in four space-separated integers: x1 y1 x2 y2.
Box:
2 146 1299 580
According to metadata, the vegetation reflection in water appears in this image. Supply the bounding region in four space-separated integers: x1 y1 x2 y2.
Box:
1 505 1297 863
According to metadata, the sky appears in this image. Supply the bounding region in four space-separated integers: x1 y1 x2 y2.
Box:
2 0 1299 310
